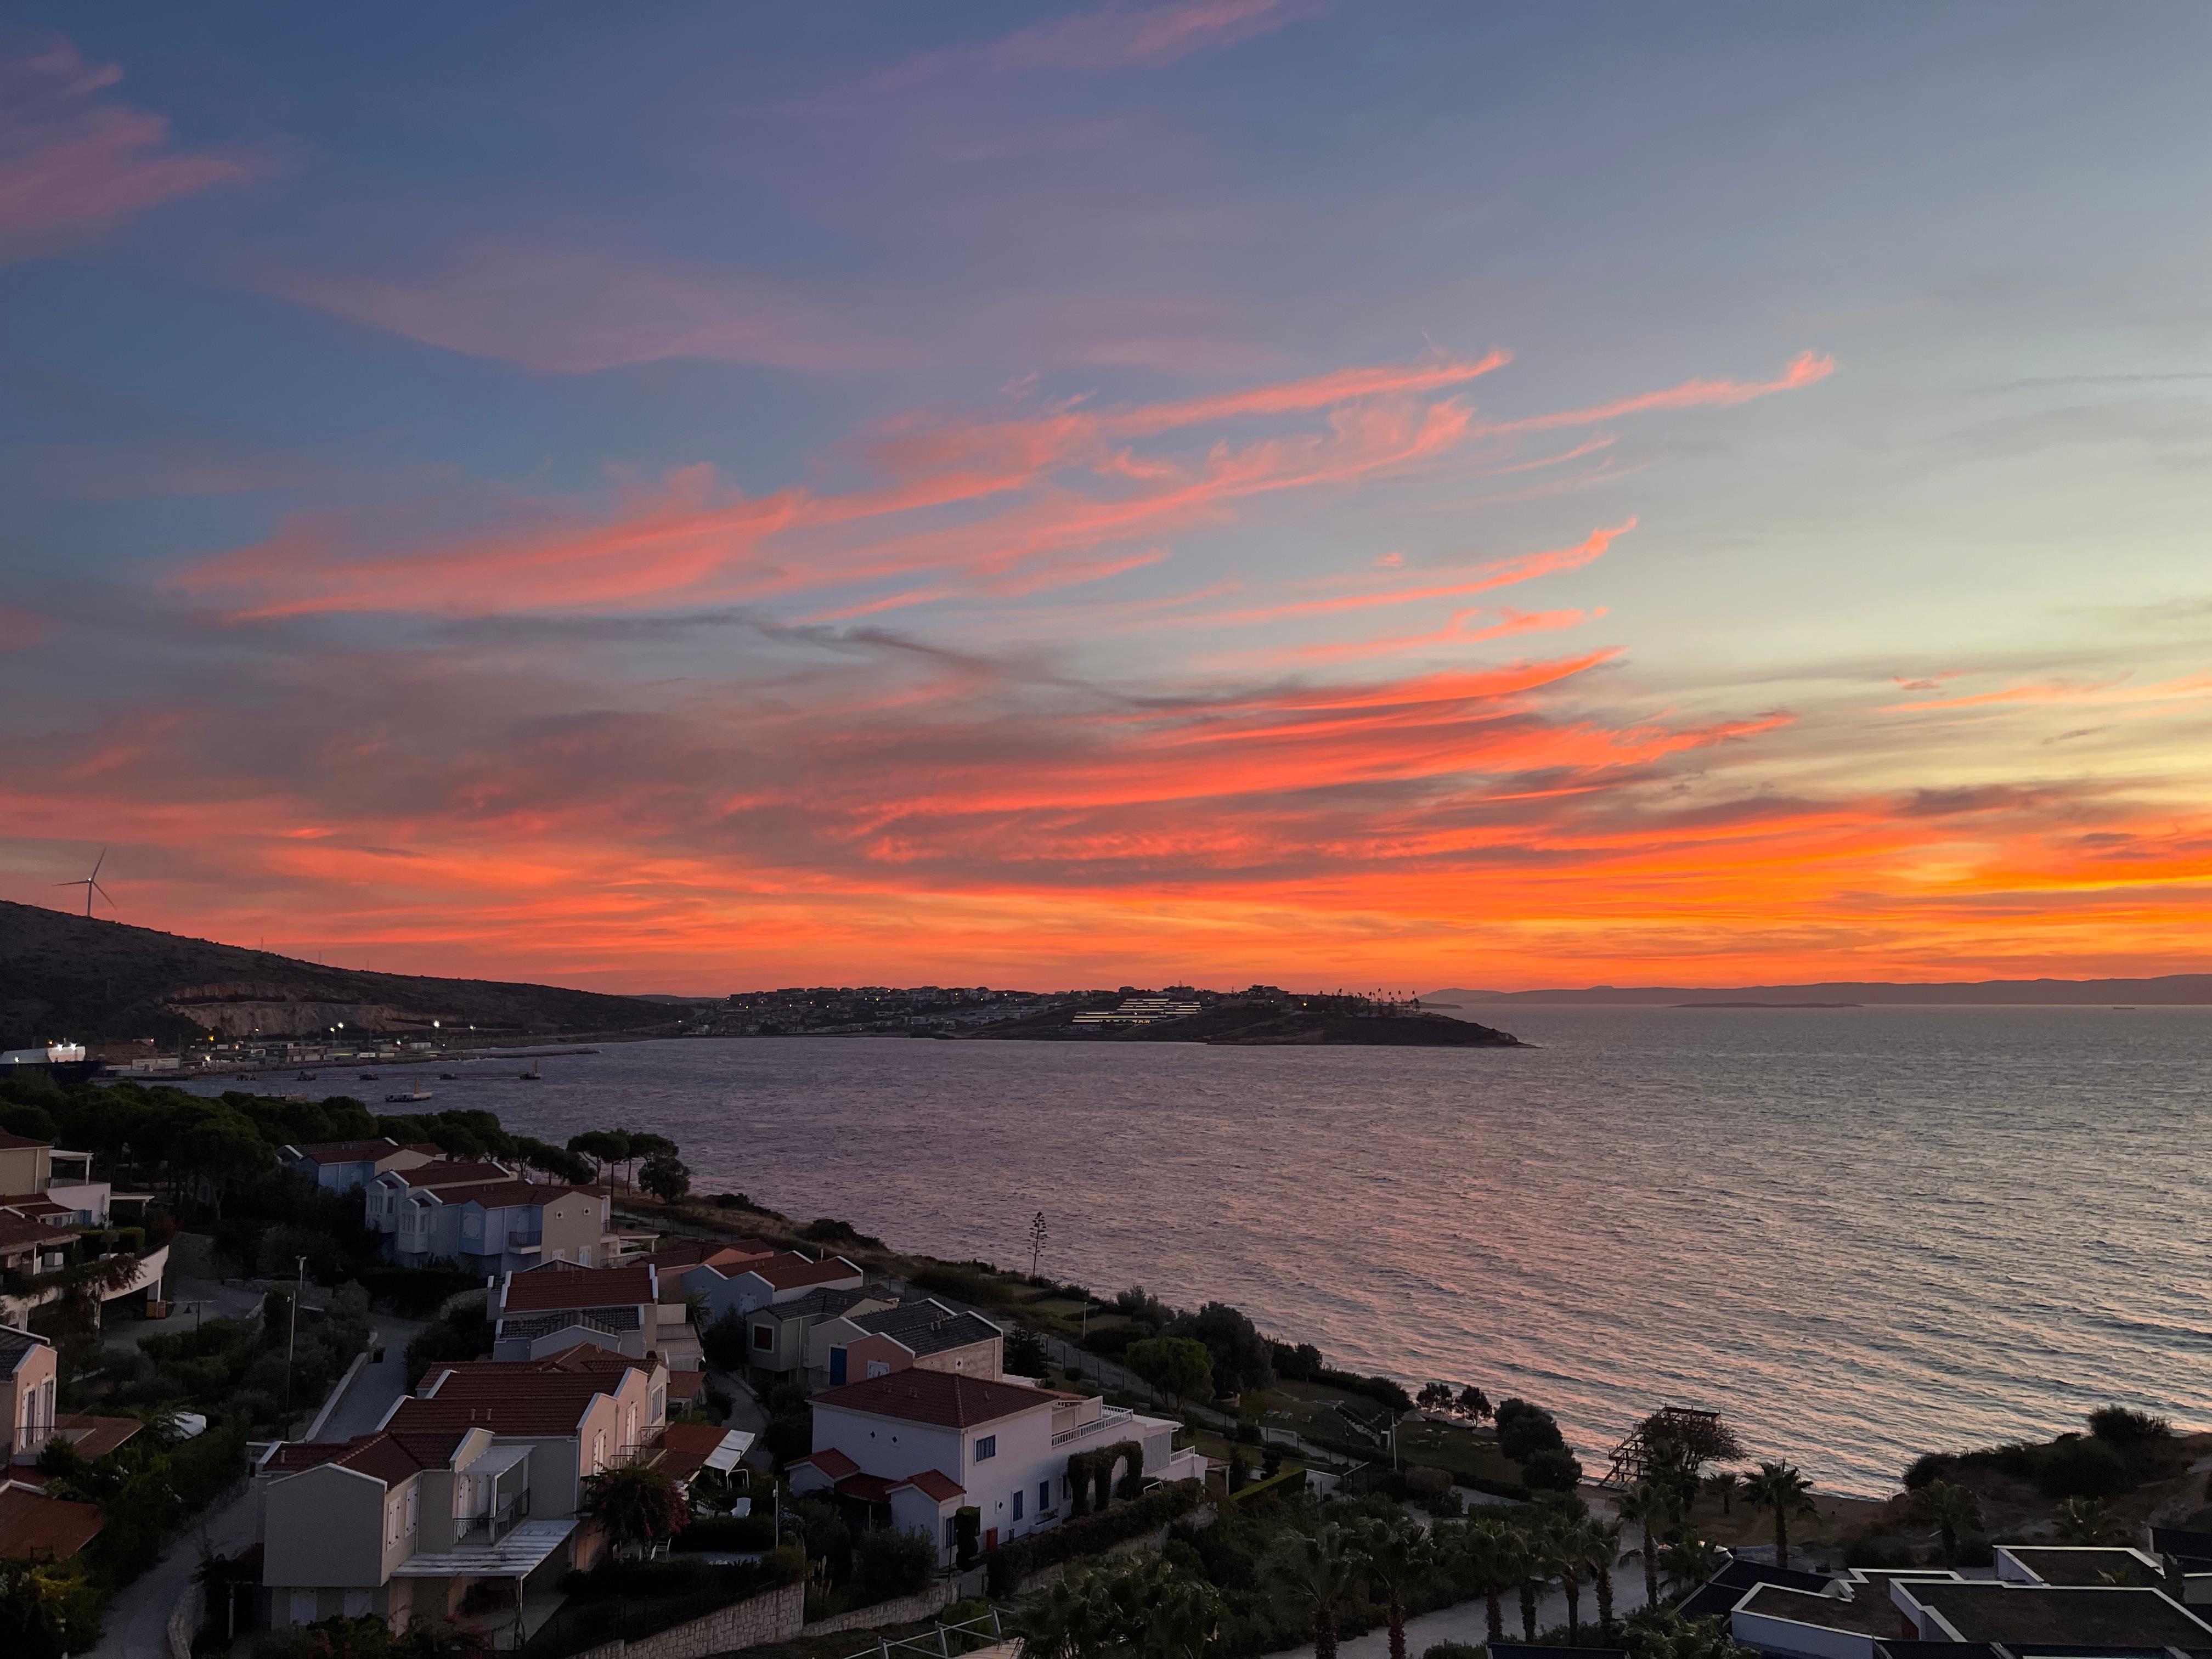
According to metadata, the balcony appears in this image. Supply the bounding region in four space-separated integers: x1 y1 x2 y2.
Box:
1052 1405 1135 1447
507 1230 543 1248
455 1487 531 1545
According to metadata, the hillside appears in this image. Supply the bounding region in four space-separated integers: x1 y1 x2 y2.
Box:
0 900 681 1049
1425 974 2212 1007
970 1000 1523 1046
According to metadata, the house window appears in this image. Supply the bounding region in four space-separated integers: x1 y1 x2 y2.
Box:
753 1325 774 1350
1039 1481 1051 1511
1012 1489 1023 1521
974 1436 996 1462
867 1361 890 1379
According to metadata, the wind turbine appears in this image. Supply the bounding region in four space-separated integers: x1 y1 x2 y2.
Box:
56 849 115 917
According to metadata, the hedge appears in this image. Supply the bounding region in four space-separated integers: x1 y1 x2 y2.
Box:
986 1478 1206 1593
672 1514 776 1553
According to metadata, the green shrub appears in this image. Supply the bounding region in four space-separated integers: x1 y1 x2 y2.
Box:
2089 1406 2172 1445
989 1478 1204 1592
2038 1436 2128 1499
1844 1532 1914 1568
1520 1447 1583 1492
357 1266 487 1317
850 1527 934 1603
1494 1398 1567 1463
1426 1644 1487 1659
672 1515 775 1553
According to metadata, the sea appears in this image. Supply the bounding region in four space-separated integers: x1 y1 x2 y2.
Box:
174 1005 2212 1496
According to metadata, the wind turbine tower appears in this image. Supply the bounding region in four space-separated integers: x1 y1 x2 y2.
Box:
56 848 115 917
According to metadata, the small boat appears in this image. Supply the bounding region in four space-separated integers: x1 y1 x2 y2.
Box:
439 1071 460 1080
358 1071 380 1081
385 1089 433 1103
296 1071 318 1081
517 1059 542 1081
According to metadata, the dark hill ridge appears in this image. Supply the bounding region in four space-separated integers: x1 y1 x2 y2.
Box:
1424 974 2212 1006
971 1000 1523 1046
0 900 678 1049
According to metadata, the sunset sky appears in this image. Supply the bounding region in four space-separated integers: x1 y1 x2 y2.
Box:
4 3 2210 991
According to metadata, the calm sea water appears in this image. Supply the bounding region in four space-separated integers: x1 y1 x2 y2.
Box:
184 1006 2212 1494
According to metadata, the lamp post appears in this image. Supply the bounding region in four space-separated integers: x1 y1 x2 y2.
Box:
283 1254 307 1416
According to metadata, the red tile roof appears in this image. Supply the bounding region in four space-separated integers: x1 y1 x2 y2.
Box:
0 1131 49 1152
392 1367 630 1437
740 1254 861 1291
394 1161 515 1190
0 1214 72 1250
651 1424 741 1484
265 1430 467 1485
0 1486 103 1560
835 1472 898 1503
290 1139 399 1165
811 1370 1052 1429
650 1239 775 1271
667 1370 707 1403
788 1447 859 1480
53 1414 142 1459
460 1181 592 1210
894 1469 965 1503
0 1195 74 1223
421 1344 656 1384
501 1263 654 1313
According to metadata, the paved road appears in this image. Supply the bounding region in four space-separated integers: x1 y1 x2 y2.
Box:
313 1317 426 1441
87 1319 421 1659
103 1277 267 1350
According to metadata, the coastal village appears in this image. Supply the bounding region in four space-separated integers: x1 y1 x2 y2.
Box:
2 1049 2210 1659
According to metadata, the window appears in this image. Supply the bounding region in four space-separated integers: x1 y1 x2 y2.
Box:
974 1436 996 1462
593 1430 606 1474
1040 1481 1051 1511
866 1360 890 1379
944 1518 957 1548
1012 1489 1023 1521
753 1324 774 1350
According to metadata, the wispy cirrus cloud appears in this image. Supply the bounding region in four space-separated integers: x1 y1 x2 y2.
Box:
0 35 258 261
882 0 1316 85
174 351 1815 623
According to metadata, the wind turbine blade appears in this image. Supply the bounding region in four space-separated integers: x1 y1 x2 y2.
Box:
93 883 116 906
90 847 107 880
54 879 82 888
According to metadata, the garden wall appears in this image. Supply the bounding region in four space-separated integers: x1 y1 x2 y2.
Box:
563 1581 805 1659
800 1581 957 1636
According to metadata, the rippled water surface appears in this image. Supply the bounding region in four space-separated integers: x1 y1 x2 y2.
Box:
198 1006 2212 1492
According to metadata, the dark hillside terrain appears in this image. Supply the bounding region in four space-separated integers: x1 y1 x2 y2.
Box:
0 900 679 1049
970 999 1522 1046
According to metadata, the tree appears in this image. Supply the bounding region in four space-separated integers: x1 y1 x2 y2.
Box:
1743 1462 1816 1571
1529 1514 1587 1642
1494 1398 1568 1464
566 1130 629 1189
638 1154 691 1204
173 1112 273 1217
1581 1517 1624 1634
1273 1525 1365 1659
1006 1325 1049 1376
1705 1471 1740 1517
2053 1496 2120 1544
1167 1303 1274 1396
1351 1515 1435 1659
1456 1385 1493 1423
1617 1481 1676 1611
2088 1405 2172 1444
1522 1446 1584 1492
1621 1607 1756 1659
852 1527 935 1601
1127 1336 1217 1412
579 1463 686 1558
1461 1517 1526 1647
513 1138 593 1184
1417 1382 1455 1413
1908 1479 1982 1565
0 1559 102 1659
1660 1536 1729 1595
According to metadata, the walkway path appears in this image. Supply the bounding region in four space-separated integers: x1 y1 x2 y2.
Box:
312 1316 426 1441
1263 1572 1655 1659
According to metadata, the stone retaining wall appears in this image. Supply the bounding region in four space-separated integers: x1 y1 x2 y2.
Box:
799 1580 957 1637
563 1582 805 1659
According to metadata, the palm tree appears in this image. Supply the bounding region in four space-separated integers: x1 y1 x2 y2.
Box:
2053 1497 2119 1545
1139 1568 1223 1659
1705 1471 1740 1518
1742 1462 1815 1571
1537 1516 1588 1643
1661 1536 1730 1595
1462 1517 1526 1647
1276 1526 1367 1659
1908 1480 1982 1565
1580 1517 1624 1637
1351 1516 1434 1659
1617 1481 1674 1611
